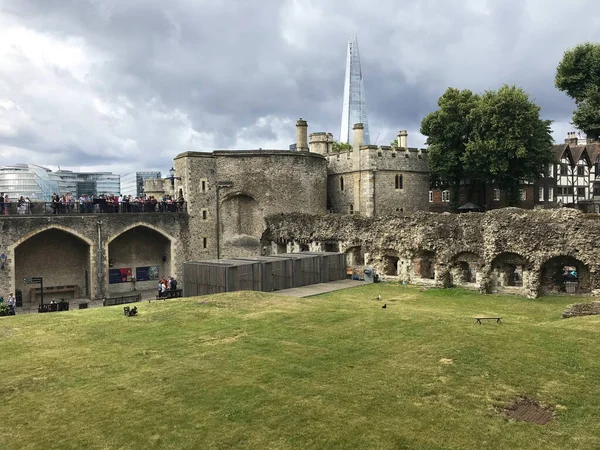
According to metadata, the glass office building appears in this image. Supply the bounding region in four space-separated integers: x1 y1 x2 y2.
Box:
55 171 121 197
0 164 63 201
339 36 371 145
121 171 161 197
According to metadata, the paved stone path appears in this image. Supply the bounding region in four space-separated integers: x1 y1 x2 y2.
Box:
275 279 365 298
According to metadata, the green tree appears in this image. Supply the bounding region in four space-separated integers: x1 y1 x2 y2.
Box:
420 88 479 208
421 85 553 207
332 141 352 152
555 42 600 140
463 85 554 205
390 139 398 147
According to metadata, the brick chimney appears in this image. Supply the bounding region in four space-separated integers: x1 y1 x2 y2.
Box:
296 118 308 151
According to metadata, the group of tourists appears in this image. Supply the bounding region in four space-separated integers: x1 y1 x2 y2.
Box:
0 293 17 315
157 277 179 297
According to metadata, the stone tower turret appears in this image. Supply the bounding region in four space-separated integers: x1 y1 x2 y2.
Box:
309 132 333 154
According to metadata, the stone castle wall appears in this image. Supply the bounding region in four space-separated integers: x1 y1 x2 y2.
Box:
174 150 327 260
0 214 190 302
262 208 600 298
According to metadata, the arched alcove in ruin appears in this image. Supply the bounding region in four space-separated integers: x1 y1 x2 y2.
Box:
221 193 263 257
381 249 400 276
540 255 591 294
450 251 481 286
412 250 436 280
14 228 92 304
107 226 172 296
490 252 531 289
345 246 365 266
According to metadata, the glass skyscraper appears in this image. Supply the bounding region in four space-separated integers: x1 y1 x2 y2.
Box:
121 171 162 197
339 36 371 145
0 164 62 201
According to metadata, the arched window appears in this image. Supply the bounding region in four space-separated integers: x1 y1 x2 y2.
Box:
340 176 344 191
395 174 403 190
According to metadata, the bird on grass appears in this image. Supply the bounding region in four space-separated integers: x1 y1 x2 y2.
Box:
377 295 381 300
382 304 387 309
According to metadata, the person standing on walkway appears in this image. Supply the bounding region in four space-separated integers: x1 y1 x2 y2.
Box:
7 293 16 315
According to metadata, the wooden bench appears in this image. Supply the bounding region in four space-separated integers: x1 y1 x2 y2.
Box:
103 294 141 307
155 289 183 300
475 317 502 324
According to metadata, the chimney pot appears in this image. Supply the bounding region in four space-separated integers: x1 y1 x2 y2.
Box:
398 130 408 148
353 123 364 150
296 118 308 152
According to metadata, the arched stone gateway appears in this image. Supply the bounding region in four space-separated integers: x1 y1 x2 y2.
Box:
107 225 173 296
450 251 482 287
540 255 591 294
490 252 531 292
220 193 263 257
13 228 93 305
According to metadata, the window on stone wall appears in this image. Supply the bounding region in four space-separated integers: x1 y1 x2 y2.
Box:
201 209 207 220
442 190 450 202
395 174 403 190
201 180 207 192
493 189 500 201
203 237 207 249
340 176 344 191
349 204 354 214
538 186 544 202
428 191 433 202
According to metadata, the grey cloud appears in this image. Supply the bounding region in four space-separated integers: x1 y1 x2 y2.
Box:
2 0 600 174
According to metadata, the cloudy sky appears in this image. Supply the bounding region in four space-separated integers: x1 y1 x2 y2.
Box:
1 0 600 175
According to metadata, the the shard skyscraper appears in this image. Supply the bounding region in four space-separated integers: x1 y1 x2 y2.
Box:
339 36 370 145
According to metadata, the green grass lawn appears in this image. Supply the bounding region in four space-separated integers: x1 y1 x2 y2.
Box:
1 284 599 450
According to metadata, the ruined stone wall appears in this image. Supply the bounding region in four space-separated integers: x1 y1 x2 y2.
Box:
262 208 600 298
0 214 189 302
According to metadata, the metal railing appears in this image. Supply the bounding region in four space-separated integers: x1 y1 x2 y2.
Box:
0 201 187 216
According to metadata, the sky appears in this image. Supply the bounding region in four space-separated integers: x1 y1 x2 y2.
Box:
1 0 600 176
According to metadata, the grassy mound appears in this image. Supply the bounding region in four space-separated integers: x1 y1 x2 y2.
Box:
1 285 599 449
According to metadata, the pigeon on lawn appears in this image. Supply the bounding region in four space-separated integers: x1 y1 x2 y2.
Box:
382 304 387 309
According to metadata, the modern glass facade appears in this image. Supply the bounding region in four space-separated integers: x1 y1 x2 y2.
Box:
0 165 121 200
0 164 63 201
121 171 161 197
55 172 121 197
340 36 371 145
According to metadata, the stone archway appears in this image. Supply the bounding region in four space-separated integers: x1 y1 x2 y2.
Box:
540 255 591 294
14 228 92 306
221 193 263 257
412 250 436 280
490 252 531 290
107 225 172 297
450 251 481 286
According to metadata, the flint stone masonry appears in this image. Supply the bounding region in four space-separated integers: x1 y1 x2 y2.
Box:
262 208 600 298
561 301 600 318
0 214 190 302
